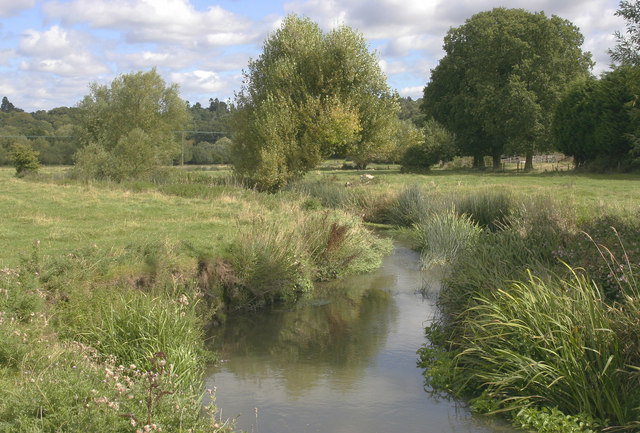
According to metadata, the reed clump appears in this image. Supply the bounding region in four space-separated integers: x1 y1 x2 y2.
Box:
209 208 391 309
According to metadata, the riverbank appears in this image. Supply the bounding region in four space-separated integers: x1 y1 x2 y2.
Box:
1 166 639 431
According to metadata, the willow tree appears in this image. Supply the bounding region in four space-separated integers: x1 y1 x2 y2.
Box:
231 15 398 191
75 68 189 180
423 8 592 170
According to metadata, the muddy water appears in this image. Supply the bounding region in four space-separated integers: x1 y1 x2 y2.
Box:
205 244 518 433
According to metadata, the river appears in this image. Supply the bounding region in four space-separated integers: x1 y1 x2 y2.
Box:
204 244 518 433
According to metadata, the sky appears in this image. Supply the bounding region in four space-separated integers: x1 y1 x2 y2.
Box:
0 0 627 112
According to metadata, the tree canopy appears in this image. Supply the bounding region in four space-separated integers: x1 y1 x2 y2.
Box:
422 8 592 170
75 68 189 180
610 0 640 67
231 15 398 191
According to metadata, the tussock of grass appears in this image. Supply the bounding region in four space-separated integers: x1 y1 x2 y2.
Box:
454 189 515 231
413 210 481 267
456 272 638 425
213 208 392 309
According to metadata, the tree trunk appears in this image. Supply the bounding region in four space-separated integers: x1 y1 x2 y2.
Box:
473 154 485 169
354 161 368 170
492 154 502 170
524 150 533 171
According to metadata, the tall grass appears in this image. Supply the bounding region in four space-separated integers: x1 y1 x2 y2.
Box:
452 271 639 427
416 190 640 430
380 184 434 227
413 210 481 268
454 189 515 231
218 208 392 309
228 217 314 307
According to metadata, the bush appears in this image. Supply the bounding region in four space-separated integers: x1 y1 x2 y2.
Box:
400 118 456 172
10 143 40 177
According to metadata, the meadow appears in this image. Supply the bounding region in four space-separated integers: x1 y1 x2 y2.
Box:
1 163 640 432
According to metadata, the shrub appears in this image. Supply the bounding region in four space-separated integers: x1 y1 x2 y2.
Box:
10 143 40 177
400 118 456 172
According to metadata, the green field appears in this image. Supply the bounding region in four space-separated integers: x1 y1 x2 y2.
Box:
3 165 640 267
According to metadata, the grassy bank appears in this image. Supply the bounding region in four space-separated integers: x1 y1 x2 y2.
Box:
0 166 390 432
2 165 640 431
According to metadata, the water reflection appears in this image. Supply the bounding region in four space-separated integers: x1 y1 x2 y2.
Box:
205 245 517 433
211 277 398 396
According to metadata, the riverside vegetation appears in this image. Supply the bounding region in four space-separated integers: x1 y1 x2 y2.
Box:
2 164 640 432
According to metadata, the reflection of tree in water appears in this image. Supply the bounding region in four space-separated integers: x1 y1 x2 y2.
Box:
210 272 399 396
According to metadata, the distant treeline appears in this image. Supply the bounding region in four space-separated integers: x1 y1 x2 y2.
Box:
0 94 423 167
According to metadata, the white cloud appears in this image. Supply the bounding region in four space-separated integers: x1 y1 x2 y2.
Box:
0 48 16 66
20 26 74 57
0 0 35 18
170 69 227 94
379 59 407 75
399 85 424 98
0 71 95 110
43 0 265 48
18 26 110 77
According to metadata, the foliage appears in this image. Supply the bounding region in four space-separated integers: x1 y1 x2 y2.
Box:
512 406 599 433
397 96 423 126
610 0 640 67
553 68 638 169
231 15 398 191
0 96 22 113
401 118 456 171
423 8 592 170
75 68 189 181
190 137 233 165
10 142 40 176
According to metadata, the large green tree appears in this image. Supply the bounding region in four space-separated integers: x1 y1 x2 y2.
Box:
231 15 398 191
423 8 592 170
75 68 189 180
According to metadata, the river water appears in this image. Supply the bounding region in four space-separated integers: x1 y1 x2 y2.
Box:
205 244 517 433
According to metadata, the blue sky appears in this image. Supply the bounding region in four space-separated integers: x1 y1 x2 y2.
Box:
0 0 626 112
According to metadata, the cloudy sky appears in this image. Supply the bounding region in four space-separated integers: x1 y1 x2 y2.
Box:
0 0 627 112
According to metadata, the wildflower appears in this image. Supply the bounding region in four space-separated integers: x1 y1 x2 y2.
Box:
178 294 189 305
130 419 137 427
